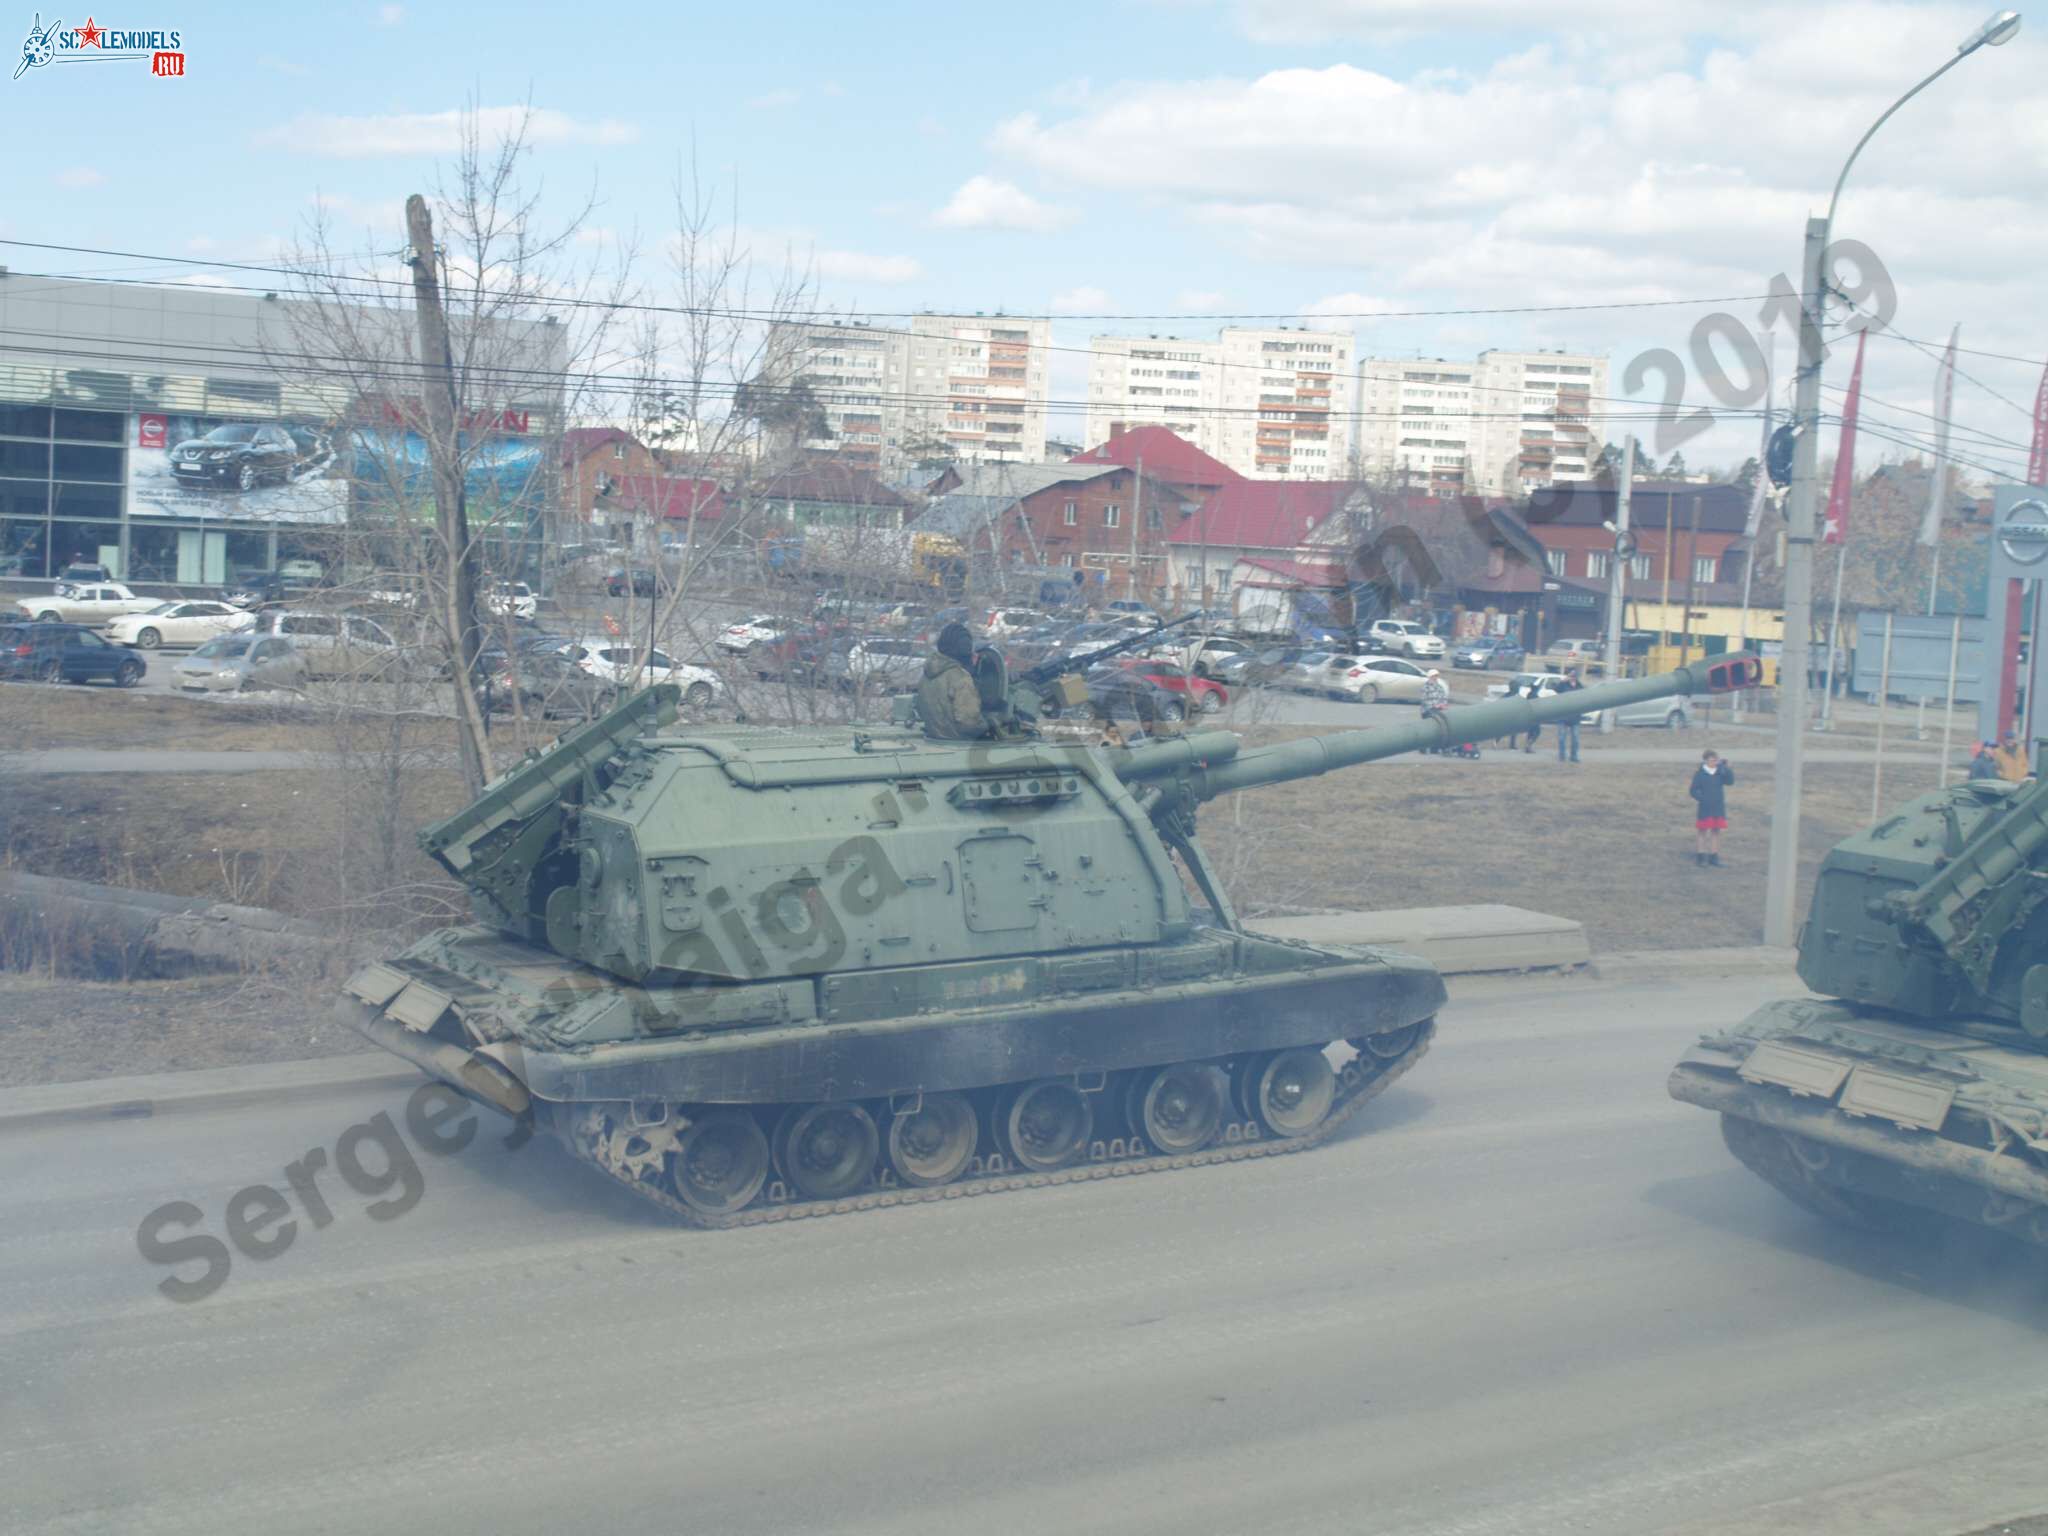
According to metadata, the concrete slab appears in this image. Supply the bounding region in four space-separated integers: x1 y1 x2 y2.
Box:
1250 904 1590 975
0 1052 418 1133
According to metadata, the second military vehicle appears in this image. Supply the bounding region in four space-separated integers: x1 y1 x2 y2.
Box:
1670 761 2048 1247
340 645 1759 1228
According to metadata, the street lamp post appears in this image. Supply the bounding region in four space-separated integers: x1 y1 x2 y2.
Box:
1762 8 2021 948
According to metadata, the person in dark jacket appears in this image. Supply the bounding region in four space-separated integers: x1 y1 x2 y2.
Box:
1555 668 1585 763
1968 740 2001 780
1689 748 1734 866
916 622 987 740
1519 677 1543 752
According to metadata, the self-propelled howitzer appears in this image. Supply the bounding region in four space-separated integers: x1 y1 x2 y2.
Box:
340 653 1759 1227
1669 761 2048 1246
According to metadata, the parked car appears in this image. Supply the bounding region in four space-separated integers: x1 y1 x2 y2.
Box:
718 613 802 656
495 651 616 720
984 607 1049 640
250 609 414 680
1326 654 1431 703
485 580 538 620
1280 650 1336 692
1209 644 1304 689
1073 665 1187 725
1366 619 1446 660
172 633 309 694
1116 659 1228 713
276 558 325 582
606 566 660 598
1105 599 1162 626
16 582 159 626
1483 669 1689 728
560 640 727 710
222 571 292 609
53 562 113 591
168 423 317 491
105 600 256 650
826 636 927 692
1451 636 1527 671
876 602 934 633
1179 635 1253 679
0 622 145 686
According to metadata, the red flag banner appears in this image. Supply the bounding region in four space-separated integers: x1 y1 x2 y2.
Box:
1822 331 1867 546
2031 355 2048 485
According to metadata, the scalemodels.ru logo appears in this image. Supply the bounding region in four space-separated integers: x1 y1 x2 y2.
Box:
14 13 185 79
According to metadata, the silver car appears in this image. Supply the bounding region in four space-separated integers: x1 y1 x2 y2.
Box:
173 633 309 693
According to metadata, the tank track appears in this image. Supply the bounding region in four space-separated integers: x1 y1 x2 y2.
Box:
555 1022 1435 1231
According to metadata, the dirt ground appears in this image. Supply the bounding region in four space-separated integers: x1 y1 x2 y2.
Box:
0 680 323 752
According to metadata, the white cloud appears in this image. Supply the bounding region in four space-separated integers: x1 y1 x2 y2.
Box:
815 249 925 284
1175 288 1225 311
52 167 104 188
1302 292 1404 318
930 175 1074 233
1228 0 1748 43
1050 285 1112 314
262 106 638 157
748 88 801 110
375 3 404 24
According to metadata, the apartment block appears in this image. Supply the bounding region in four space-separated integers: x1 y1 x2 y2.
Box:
1085 326 1353 483
771 314 1051 473
1355 348 1607 496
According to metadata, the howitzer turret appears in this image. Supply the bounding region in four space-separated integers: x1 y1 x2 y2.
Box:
1669 751 2048 1248
339 653 1760 1228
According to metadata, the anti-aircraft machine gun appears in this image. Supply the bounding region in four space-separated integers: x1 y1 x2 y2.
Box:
339 651 1761 1227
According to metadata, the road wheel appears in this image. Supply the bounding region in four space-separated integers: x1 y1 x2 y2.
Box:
684 681 714 710
34 659 61 683
135 627 162 649
1160 698 1186 723
236 463 257 492
1666 709 1686 730
886 1092 978 1187
1362 683 1380 704
1235 1047 1336 1139
667 1109 770 1218
1198 688 1223 713
35 610 60 623
1127 1063 1228 1154
773 1102 880 1201
997 1080 1094 1172
115 661 142 688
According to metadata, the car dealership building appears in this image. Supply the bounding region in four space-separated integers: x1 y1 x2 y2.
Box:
0 272 565 590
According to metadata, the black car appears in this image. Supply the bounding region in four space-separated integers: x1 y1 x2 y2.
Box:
492 651 616 720
1 622 145 686
169 424 306 492
1065 664 1187 725
606 567 659 597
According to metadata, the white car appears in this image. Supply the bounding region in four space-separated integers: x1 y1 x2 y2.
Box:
17 583 160 626
276 558 324 582
1328 655 1432 702
562 640 727 710
1366 619 1446 660
718 614 799 654
105 600 256 650
485 580 538 620
984 607 1048 640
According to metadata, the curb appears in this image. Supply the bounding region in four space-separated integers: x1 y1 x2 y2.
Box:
1589 946 1800 983
0 1053 422 1134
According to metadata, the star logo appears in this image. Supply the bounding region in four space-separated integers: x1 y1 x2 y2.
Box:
75 16 101 46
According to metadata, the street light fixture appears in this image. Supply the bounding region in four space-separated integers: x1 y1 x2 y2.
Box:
1762 8 2021 948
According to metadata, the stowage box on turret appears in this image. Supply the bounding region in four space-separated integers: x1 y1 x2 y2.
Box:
340 648 1759 1227
1670 766 2048 1246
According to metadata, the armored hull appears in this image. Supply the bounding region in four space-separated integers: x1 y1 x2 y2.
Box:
343 653 1756 1226
1670 773 2048 1245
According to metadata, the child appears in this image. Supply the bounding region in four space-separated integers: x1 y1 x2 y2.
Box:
1689 749 1733 867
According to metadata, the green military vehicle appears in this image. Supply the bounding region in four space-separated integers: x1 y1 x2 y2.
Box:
1670 767 2048 1246
339 643 1759 1228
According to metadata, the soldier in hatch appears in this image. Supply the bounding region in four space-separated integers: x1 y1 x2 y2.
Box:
917 621 988 740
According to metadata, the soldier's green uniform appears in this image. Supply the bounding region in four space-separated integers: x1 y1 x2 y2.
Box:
917 622 989 740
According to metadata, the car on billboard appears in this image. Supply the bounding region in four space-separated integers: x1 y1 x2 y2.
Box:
169 423 330 493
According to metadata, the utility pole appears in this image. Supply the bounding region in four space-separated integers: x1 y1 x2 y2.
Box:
1600 435 1635 732
1763 217 1827 948
406 193 493 793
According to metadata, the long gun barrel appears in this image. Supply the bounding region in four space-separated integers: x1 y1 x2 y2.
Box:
1018 613 1201 688
1115 654 1762 797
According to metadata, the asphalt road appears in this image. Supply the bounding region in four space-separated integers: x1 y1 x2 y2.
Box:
6 968 2046 1536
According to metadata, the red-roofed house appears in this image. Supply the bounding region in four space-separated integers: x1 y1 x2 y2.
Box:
1165 480 1365 603
1069 426 1242 499
561 427 662 532
610 474 727 526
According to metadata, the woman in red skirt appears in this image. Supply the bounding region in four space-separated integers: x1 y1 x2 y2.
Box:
1689 748 1733 867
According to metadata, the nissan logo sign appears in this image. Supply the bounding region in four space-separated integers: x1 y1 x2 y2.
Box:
2001 499 2048 566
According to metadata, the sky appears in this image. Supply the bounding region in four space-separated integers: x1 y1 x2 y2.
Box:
5 0 2045 482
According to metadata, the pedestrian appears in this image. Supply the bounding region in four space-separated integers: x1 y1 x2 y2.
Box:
1555 668 1585 763
1520 676 1542 753
1690 748 1734 866
1968 740 2001 781
1992 731 2031 783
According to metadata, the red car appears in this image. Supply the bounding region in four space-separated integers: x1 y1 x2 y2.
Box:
1116 659 1228 713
